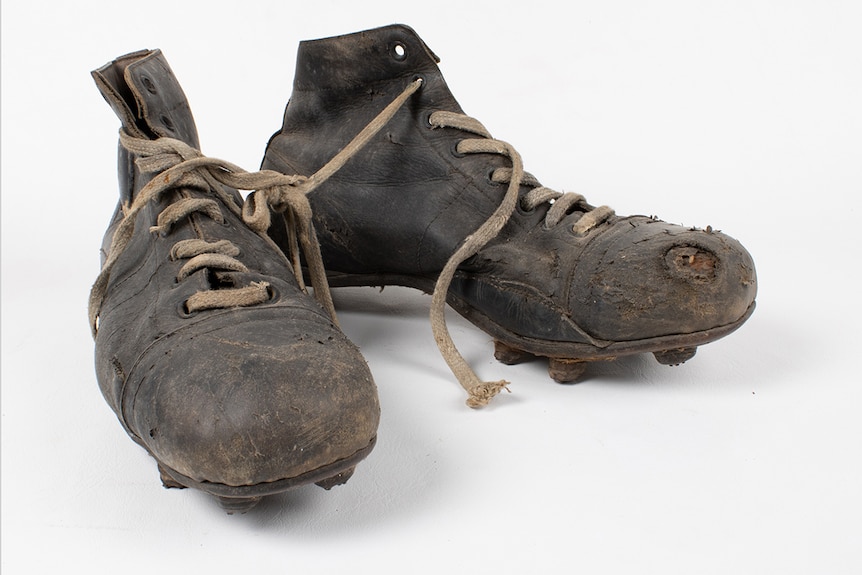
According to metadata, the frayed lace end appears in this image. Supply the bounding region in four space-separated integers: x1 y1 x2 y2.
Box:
466 380 511 409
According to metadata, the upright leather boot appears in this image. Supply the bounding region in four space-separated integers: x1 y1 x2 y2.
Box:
262 25 757 407
91 50 379 512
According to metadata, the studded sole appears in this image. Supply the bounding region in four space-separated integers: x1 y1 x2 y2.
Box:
149 436 376 513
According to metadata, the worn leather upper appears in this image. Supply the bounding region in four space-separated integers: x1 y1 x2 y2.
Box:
92 50 379 488
263 24 757 346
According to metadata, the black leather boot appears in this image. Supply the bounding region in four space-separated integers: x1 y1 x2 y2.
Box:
262 25 757 407
90 50 379 512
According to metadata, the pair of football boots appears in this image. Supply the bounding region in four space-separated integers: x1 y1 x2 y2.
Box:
91 25 756 512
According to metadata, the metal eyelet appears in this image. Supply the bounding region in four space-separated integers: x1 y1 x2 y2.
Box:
486 168 502 186
264 283 279 304
391 41 407 61
516 200 535 216
423 110 435 129
176 299 196 318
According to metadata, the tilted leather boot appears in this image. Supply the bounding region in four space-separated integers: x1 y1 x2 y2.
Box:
262 24 757 407
90 50 379 512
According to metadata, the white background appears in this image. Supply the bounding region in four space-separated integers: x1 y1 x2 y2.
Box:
2 1 860 573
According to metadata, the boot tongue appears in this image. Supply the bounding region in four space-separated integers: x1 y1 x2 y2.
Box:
92 49 200 149
293 24 441 91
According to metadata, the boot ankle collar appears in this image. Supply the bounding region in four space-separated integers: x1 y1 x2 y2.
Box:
293 24 441 91
92 49 200 148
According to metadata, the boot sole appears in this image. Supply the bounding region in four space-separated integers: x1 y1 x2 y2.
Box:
146 435 376 513
325 271 756 382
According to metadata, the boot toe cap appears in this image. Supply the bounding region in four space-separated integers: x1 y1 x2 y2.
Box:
127 310 379 489
571 219 757 342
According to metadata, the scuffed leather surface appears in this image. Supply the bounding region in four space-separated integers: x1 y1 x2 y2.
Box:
263 24 756 346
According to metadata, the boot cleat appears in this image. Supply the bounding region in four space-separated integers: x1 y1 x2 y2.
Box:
216 496 262 515
261 25 757 407
314 467 356 490
493 340 533 366
545 358 588 384
653 347 698 366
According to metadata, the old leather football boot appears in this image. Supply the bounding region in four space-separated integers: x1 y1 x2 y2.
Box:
261 25 757 408
90 49 379 512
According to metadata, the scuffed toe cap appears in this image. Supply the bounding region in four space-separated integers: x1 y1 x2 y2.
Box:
125 309 379 488
570 217 757 342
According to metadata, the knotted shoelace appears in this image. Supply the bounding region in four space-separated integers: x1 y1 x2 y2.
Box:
89 79 423 338
87 132 334 338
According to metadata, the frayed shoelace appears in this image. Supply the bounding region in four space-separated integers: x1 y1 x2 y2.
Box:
424 109 614 407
